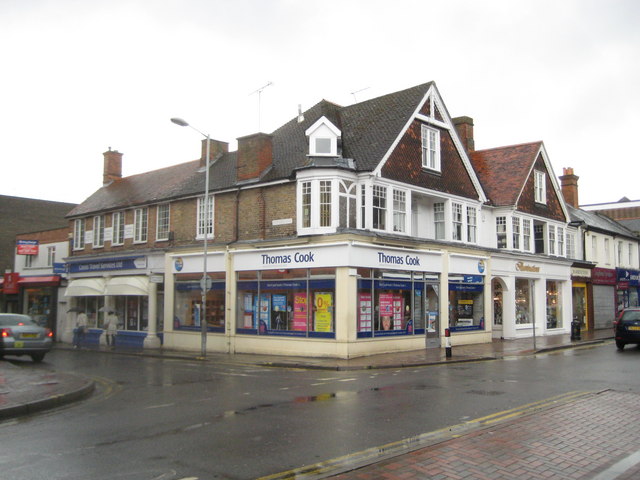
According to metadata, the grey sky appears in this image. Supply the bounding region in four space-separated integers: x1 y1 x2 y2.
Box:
1 0 638 205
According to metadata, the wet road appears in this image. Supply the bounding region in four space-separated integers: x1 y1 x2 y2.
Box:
1 342 639 479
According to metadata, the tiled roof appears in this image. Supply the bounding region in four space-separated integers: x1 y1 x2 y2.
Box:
567 205 638 239
469 142 542 206
67 160 201 217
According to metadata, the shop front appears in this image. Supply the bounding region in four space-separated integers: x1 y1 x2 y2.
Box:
491 255 572 339
616 268 640 315
592 267 615 329
570 264 593 331
164 240 491 358
64 255 164 348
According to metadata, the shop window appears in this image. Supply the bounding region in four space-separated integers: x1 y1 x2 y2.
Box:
515 278 534 325
174 272 225 332
236 268 335 338
73 296 105 329
357 269 438 338
448 275 485 331
546 280 562 329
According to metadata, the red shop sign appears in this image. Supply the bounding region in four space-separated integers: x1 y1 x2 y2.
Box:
3 272 20 294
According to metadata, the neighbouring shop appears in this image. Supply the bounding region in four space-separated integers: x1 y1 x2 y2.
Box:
65 255 164 348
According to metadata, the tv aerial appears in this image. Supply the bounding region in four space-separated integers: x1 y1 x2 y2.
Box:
250 81 274 132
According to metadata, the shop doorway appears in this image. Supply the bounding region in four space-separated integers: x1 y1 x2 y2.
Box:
491 278 505 339
572 283 588 331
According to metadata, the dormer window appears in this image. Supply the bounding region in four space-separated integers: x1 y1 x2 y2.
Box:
306 116 341 157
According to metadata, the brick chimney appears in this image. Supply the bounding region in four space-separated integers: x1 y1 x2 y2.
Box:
559 167 580 208
103 148 123 185
236 133 273 182
453 116 475 153
200 138 229 168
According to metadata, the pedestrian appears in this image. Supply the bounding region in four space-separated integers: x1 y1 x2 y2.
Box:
73 311 88 348
104 311 118 349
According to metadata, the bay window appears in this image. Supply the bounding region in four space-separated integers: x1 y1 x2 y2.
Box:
496 216 507 249
466 207 477 243
393 190 407 232
434 202 445 240
372 185 386 230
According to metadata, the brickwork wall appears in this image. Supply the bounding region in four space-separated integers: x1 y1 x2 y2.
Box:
518 154 566 221
16 227 68 244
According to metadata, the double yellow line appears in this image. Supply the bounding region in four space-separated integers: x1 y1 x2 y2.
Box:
258 390 599 480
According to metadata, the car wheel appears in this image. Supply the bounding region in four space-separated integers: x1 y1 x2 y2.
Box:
616 340 626 351
30 353 45 363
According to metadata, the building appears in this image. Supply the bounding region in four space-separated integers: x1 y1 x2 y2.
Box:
582 197 640 236
0 195 76 312
560 168 640 329
66 81 575 358
12 228 69 338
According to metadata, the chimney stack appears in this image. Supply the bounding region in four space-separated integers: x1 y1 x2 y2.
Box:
236 132 273 182
453 116 475 153
559 167 580 208
103 148 123 185
200 138 229 168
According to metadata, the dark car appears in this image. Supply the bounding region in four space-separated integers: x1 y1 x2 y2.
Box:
0 313 53 362
614 307 640 351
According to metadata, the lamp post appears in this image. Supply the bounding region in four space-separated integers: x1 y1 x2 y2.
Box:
171 117 211 358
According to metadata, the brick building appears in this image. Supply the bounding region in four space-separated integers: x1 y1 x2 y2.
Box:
65 81 575 357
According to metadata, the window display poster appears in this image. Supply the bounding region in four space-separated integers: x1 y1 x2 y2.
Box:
358 293 372 331
293 293 308 331
272 294 287 329
314 292 333 332
243 293 254 328
393 297 404 330
259 294 271 328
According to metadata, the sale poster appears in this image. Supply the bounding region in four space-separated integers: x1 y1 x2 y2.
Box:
314 292 333 332
293 293 307 331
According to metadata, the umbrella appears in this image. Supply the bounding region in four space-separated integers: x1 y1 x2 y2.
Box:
66 307 84 313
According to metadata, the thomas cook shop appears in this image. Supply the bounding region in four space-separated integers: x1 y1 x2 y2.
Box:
164 241 491 358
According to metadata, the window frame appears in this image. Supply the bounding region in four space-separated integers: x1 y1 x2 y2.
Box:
93 215 105 248
392 189 407 233
421 124 441 171
466 207 477 244
534 170 547 204
112 211 125 246
372 185 387 231
319 180 332 228
197 195 214 240
496 216 507 249
452 202 463 241
523 219 532 251
512 217 521 250
434 202 445 240
156 204 171 241
134 207 148 244
47 246 55 267
73 218 85 251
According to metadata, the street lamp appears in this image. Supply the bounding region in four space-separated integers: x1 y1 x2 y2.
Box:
171 117 211 358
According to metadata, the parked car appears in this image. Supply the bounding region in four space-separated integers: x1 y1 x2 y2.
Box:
0 313 53 362
613 307 640 351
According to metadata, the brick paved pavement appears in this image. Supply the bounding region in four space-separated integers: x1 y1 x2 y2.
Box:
330 390 640 480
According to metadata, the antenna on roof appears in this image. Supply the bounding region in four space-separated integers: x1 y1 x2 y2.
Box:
350 86 370 103
249 81 273 132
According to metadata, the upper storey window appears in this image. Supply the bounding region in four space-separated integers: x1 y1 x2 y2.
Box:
421 125 440 171
73 219 85 251
534 170 547 204
305 116 341 157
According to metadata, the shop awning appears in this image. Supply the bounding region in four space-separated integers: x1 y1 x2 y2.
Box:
64 278 106 296
105 276 149 296
18 275 61 286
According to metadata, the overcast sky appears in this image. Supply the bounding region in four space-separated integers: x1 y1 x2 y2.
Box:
1 0 638 206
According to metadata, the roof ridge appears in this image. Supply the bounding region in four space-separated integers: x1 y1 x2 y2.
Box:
471 141 542 154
